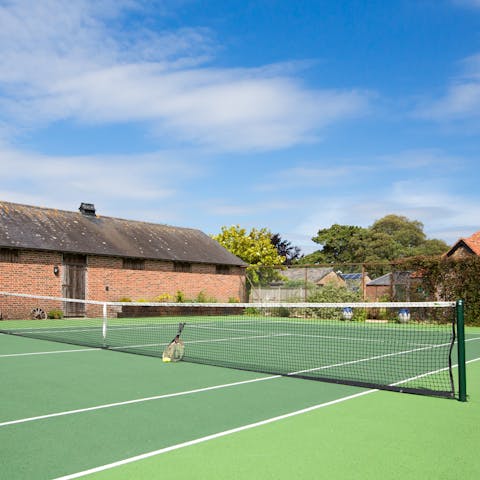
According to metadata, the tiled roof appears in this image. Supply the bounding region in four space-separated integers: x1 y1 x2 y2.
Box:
446 230 480 257
465 231 480 255
0 201 246 266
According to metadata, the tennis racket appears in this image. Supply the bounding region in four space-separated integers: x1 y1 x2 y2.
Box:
162 322 185 362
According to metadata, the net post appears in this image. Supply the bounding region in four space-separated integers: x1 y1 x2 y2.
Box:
102 302 108 347
456 299 467 402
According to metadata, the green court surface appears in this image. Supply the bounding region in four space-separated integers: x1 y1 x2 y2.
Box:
1 329 479 480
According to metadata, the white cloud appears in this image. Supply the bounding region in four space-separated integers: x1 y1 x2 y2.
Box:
0 0 371 152
0 145 202 222
295 177 480 248
415 54 480 121
417 82 480 119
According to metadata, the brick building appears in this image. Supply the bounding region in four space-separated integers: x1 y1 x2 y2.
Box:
444 230 480 259
364 271 413 301
0 201 246 319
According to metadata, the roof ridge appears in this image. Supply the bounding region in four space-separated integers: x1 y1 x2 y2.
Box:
0 200 199 233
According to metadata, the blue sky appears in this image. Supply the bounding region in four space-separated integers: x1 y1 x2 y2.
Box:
1 0 480 254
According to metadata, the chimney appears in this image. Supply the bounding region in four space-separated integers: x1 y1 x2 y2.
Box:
79 203 96 216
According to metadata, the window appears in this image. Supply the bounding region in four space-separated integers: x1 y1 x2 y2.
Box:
63 254 87 266
0 248 19 263
216 265 230 275
174 262 192 273
123 258 145 270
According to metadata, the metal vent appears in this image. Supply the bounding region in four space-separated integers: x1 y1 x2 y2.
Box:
79 203 96 216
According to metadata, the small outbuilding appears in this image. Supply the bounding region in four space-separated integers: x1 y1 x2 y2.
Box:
444 231 480 259
0 201 246 318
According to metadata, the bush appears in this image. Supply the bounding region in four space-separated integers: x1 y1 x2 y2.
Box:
47 309 64 319
352 308 368 322
307 283 362 304
175 291 187 303
195 291 217 303
271 306 291 317
306 283 362 320
154 293 173 302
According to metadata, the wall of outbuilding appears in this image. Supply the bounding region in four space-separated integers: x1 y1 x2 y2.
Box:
0 249 246 319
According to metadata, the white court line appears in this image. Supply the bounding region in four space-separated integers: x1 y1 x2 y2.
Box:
393 360 463 386
51 389 377 480
118 335 480 352
0 338 459 428
0 348 99 358
4 358 480 480
3 335 476 359
0 375 281 428
5 357 480 478
2 333 478 427
51 356 480 480
110 332 294 351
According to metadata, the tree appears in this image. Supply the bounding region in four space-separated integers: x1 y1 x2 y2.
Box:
300 224 367 264
299 214 449 265
212 225 285 285
270 233 302 265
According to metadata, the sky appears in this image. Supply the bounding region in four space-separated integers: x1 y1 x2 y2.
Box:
1 0 480 255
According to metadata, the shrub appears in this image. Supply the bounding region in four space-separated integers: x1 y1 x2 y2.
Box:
352 309 368 322
175 291 187 303
271 306 291 317
155 293 174 302
47 309 64 319
195 291 217 303
307 283 362 304
307 283 362 320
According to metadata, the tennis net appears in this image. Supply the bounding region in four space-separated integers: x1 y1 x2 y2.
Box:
0 291 461 398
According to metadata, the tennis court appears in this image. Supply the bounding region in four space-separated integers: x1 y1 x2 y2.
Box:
1 302 480 479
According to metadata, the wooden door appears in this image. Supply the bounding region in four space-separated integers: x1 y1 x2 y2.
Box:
62 254 86 317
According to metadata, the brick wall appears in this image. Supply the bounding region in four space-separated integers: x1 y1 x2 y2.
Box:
365 285 390 301
0 250 64 319
87 256 246 303
0 249 246 319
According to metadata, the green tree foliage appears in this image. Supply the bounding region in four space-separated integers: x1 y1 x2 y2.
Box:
212 225 285 285
270 233 302 264
300 215 449 264
308 224 367 263
400 255 480 326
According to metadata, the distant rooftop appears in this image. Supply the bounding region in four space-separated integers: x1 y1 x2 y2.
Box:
280 267 335 283
446 230 480 257
339 273 363 280
366 271 412 286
